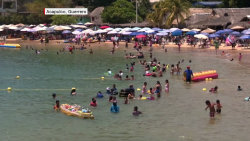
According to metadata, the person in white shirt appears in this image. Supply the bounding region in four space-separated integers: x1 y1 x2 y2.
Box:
119 71 123 76
108 69 112 75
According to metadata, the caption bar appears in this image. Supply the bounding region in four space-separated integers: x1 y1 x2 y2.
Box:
44 8 88 15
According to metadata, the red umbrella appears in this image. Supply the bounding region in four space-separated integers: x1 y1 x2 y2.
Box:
136 35 146 38
100 26 110 29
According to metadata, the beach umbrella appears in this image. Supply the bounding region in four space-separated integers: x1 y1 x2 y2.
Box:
77 23 83 25
21 28 29 31
152 28 162 31
194 34 208 39
243 30 250 35
231 26 245 30
82 29 93 33
215 30 225 34
100 25 109 29
186 31 197 35
123 27 131 31
169 28 179 32
61 26 71 30
130 32 138 36
160 29 171 33
137 29 146 32
54 26 65 31
230 31 241 36
241 29 250 34
224 29 233 33
84 22 93 25
89 31 98 35
107 30 118 34
141 27 151 31
171 30 182 36
136 35 146 38
182 28 190 32
62 30 71 34
122 32 132 35
27 28 37 32
114 28 122 31
191 28 201 32
97 30 107 33
201 28 215 33
74 29 82 32
72 31 81 34
105 27 113 31
209 34 220 38
200 33 209 36
0 29 3 31
9 26 19 30
239 35 250 39
156 32 168 36
145 30 155 33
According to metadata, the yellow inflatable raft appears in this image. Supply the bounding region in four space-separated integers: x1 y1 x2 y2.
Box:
60 104 94 119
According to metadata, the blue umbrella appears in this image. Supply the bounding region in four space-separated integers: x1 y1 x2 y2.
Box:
130 32 146 36
62 30 71 34
209 34 220 38
239 35 250 39
156 32 168 36
230 31 240 36
200 33 209 36
215 30 225 34
74 29 82 32
152 28 162 31
223 29 233 33
241 29 250 34
243 30 250 35
171 30 182 36
186 31 197 35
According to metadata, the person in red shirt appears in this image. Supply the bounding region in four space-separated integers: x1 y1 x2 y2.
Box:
69 46 73 53
90 98 97 106
54 100 60 109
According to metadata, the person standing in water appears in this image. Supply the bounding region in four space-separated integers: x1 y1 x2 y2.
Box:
89 49 93 54
142 82 147 94
165 80 169 93
205 100 216 118
110 101 119 113
184 66 193 83
216 100 222 114
70 88 76 95
239 53 242 61
52 93 56 99
54 100 60 109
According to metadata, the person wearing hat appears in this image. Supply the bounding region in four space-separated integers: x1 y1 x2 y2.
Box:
70 88 76 95
184 66 193 83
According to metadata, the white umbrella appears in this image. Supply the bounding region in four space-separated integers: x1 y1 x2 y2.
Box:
122 32 132 35
194 34 208 39
54 26 65 31
192 28 201 32
72 31 81 34
36 27 47 31
137 29 146 32
61 26 71 30
21 28 29 31
89 31 98 35
97 30 107 34
0 29 4 31
84 22 93 25
82 29 93 33
107 30 118 34
145 30 155 33
9 26 19 30
27 28 37 32
231 26 245 30
182 28 190 32
170 28 179 32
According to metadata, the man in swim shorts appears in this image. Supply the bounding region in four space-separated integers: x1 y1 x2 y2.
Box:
184 66 193 83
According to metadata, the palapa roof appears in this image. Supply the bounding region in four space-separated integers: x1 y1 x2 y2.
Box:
213 8 250 17
185 13 211 27
172 8 212 25
90 7 104 17
227 22 250 29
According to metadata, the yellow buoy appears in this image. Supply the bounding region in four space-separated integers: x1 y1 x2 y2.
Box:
15 76 20 79
137 88 141 91
202 88 206 91
209 78 212 81
7 87 11 90
101 77 104 79
205 78 208 81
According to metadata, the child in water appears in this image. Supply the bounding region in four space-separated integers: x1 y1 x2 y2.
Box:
124 97 129 104
54 100 60 109
165 80 169 93
108 69 112 75
209 86 218 93
52 93 56 99
239 53 242 61
216 100 222 114
205 100 216 118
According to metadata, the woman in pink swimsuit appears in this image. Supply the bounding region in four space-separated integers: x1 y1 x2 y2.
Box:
165 79 169 93
239 53 242 61
142 82 147 94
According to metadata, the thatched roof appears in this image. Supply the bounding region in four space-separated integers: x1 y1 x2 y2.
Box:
204 16 231 26
213 8 250 17
172 8 212 25
90 7 104 17
111 21 152 27
185 14 211 27
227 22 250 29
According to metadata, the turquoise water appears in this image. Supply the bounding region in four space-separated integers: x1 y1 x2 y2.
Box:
1 42 250 141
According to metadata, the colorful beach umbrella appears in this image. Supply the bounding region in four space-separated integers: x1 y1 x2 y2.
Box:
100 26 110 29
136 35 146 38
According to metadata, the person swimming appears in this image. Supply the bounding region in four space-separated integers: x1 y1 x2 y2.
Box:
108 69 112 75
110 101 119 113
52 93 56 99
124 97 129 104
189 60 191 63
237 86 242 91
209 86 218 92
54 100 60 109
97 91 103 98
230 58 234 61
89 98 97 106
70 88 76 95
133 106 142 116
